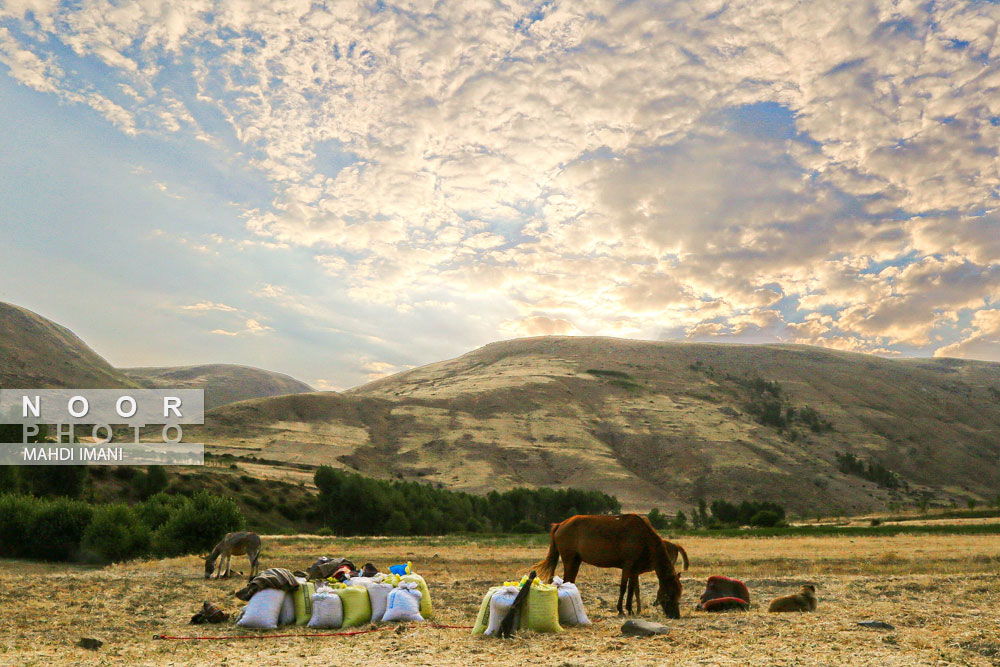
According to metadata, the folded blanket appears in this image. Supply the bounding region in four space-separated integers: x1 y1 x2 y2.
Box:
235 568 300 601
306 557 357 581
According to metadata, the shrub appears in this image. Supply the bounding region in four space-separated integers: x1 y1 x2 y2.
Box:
141 466 169 499
748 509 782 527
27 497 93 560
82 504 151 563
21 466 88 498
512 520 546 534
152 492 245 556
0 467 20 494
136 492 187 530
0 494 40 558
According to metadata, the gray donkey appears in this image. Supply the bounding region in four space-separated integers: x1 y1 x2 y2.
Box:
204 531 261 579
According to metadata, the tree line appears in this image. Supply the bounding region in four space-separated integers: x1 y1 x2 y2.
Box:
313 465 621 535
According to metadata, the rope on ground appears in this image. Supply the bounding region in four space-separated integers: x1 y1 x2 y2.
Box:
152 624 473 641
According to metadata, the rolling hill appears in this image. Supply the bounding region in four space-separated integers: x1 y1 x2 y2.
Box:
0 302 311 408
4 300 999 516
0 301 137 389
192 337 1000 515
123 365 313 410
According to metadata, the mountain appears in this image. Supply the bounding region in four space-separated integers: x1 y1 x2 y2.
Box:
0 302 137 389
122 365 313 410
0 302 311 409
193 336 1000 514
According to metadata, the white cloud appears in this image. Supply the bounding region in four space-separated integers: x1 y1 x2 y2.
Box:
4 0 1000 362
181 301 238 312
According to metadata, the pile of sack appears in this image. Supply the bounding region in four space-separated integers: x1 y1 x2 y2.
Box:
234 563 433 630
471 576 590 637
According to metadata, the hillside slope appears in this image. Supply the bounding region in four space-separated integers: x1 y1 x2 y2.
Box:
0 301 311 408
123 365 313 410
0 302 136 389
194 337 1000 515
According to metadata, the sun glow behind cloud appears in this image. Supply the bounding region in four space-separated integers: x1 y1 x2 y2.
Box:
2 0 999 385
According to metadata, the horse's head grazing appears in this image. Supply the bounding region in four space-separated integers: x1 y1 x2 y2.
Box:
654 572 683 619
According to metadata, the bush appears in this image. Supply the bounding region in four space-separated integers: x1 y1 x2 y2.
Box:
136 493 186 530
27 497 93 560
512 520 546 534
748 510 782 527
21 466 88 498
0 494 40 558
137 466 168 499
152 492 245 556
82 504 151 563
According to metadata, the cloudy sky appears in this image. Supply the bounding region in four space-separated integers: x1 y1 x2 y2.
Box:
1 0 998 389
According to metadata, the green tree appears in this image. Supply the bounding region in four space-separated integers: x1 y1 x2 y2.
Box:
647 507 669 530
672 510 687 529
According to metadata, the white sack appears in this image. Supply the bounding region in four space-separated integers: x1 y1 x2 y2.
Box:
382 582 424 622
236 589 286 629
307 591 344 629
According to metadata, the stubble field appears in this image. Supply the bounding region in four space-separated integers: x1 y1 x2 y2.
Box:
1 531 998 666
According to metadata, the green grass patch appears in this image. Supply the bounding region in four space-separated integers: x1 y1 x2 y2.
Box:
671 522 1000 538
585 369 634 380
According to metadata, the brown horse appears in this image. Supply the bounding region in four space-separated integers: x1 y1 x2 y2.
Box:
533 514 682 619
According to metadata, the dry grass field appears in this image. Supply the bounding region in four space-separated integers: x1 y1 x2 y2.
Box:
1 531 999 666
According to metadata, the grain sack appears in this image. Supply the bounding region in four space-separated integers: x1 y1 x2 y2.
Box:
236 589 286 629
307 591 344 629
400 573 433 619
471 586 501 635
382 583 424 622
552 577 591 626
278 591 296 625
335 585 372 628
292 581 317 626
349 577 393 622
484 585 522 637
521 581 563 633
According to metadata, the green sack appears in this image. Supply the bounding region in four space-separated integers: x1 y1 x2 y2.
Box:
520 581 563 633
335 585 372 628
292 582 316 626
471 586 500 635
400 573 433 619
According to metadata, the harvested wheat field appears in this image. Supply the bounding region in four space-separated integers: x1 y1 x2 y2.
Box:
1 532 999 666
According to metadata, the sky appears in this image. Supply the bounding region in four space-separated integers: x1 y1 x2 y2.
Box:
0 0 999 390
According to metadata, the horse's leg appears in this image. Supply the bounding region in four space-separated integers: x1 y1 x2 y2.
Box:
224 554 232 578
630 571 642 615
617 570 629 616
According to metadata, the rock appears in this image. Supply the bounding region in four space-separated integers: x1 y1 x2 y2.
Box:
857 621 895 630
77 638 103 650
621 620 670 637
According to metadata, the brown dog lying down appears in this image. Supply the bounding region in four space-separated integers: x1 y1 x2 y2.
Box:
768 584 818 612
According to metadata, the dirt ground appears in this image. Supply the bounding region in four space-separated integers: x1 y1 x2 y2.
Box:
1 532 999 666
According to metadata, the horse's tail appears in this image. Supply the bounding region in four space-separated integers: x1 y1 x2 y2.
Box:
677 544 689 571
532 522 561 582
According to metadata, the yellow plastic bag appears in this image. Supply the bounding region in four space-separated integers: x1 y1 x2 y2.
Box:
335 585 372 628
520 581 563 633
292 582 316 626
471 586 500 635
400 573 433 619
